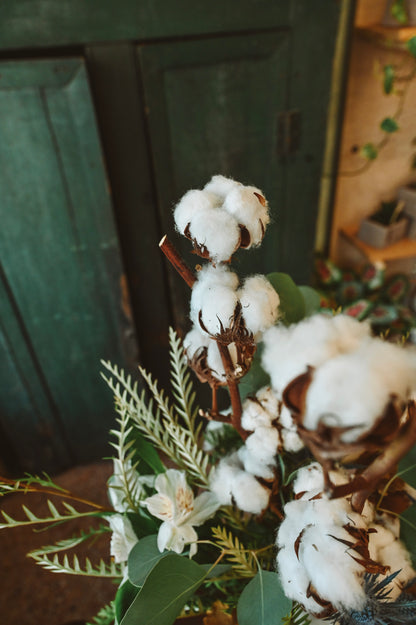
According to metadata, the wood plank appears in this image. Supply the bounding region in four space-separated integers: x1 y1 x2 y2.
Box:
0 58 133 471
0 1 290 50
85 43 172 387
138 31 290 332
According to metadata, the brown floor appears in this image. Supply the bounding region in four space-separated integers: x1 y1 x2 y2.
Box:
0 462 116 625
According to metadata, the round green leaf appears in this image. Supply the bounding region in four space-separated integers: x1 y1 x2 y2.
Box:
237 570 292 625
115 579 140 625
128 534 167 586
407 36 416 57
383 64 395 94
298 285 322 317
361 143 378 161
122 553 208 625
267 272 305 325
380 117 399 133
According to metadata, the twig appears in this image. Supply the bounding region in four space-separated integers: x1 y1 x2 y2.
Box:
159 235 195 288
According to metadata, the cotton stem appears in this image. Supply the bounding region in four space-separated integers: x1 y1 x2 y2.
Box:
217 343 246 440
159 235 196 288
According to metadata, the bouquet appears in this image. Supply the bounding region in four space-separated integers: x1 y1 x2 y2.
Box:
2 175 416 625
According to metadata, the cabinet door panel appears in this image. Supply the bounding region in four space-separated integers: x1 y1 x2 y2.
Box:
138 32 290 329
0 59 132 472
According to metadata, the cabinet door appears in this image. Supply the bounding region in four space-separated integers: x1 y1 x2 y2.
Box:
138 32 290 329
0 59 133 473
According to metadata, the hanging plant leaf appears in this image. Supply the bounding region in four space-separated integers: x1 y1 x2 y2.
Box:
298 285 322 317
237 570 292 625
380 117 399 133
342 299 373 321
382 274 410 303
383 64 395 94
314 258 342 286
337 281 364 305
361 262 385 291
367 304 398 326
406 35 416 57
121 553 208 625
361 143 378 160
267 273 305 325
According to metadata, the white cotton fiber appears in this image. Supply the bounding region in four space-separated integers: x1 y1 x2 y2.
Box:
238 426 279 479
209 453 243 506
183 326 210 360
203 174 241 198
223 185 270 247
241 387 278 431
299 524 367 611
281 429 304 453
277 547 323 614
190 265 239 336
231 470 270 513
292 463 324 496
238 446 275 480
239 275 280 335
304 338 416 441
174 189 219 234
261 314 372 397
187 205 241 262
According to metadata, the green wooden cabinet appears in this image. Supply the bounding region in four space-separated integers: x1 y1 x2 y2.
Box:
0 0 351 473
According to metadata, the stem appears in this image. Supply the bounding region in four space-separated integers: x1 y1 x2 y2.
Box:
0 478 108 511
159 235 195 288
217 343 246 440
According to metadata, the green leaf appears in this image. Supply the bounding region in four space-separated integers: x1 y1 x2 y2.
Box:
238 352 270 402
121 553 208 625
407 36 416 57
237 570 292 625
115 580 140 625
361 143 378 161
380 117 399 133
298 285 322 317
390 0 408 24
267 273 305 325
130 430 165 475
383 64 395 94
128 534 167 586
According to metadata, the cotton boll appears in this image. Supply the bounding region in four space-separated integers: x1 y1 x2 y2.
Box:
203 174 242 198
261 315 341 396
304 338 416 442
292 463 324 496
238 275 280 335
183 326 210 360
299 524 367 611
231 470 270 513
209 453 243 506
377 539 416 598
238 446 275 480
223 185 270 247
331 314 372 353
188 205 241 262
241 392 277 431
174 189 219 234
277 546 324 614
256 386 280 418
281 429 304 452
190 265 239 335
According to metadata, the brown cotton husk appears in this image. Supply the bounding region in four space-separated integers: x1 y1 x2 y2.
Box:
306 583 336 619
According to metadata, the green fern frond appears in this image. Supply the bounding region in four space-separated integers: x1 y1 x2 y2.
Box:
86 601 116 625
165 421 210 487
282 603 311 625
109 407 144 512
211 526 257 578
28 525 110 558
0 472 68 497
168 327 199 437
29 551 122 578
0 500 99 530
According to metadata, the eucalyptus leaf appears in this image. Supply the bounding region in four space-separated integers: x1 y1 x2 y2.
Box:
267 272 305 325
298 285 322 317
115 579 140 625
128 534 167 586
361 143 378 161
121 553 208 625
237 569 292 625
380 117 399 133
407 36 416 57
383 64 395 94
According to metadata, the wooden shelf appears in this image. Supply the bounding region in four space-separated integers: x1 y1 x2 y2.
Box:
341 224 416 262
357 24 416 49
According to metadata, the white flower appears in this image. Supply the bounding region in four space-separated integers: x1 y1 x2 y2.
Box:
107 514 139 563
108 459 155 512
144 469 219 557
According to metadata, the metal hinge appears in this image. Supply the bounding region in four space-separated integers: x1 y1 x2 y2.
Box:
277 110 301 157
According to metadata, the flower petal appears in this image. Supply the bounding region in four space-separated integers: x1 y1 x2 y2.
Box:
157 521 174 553
187 491 220 526
145 493 173 521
